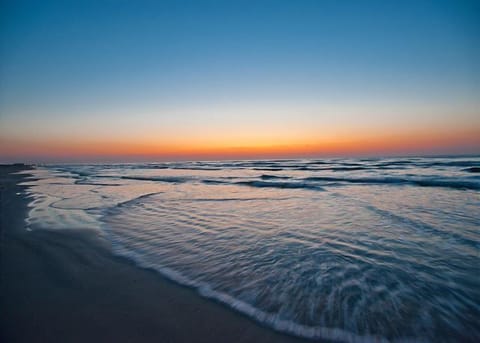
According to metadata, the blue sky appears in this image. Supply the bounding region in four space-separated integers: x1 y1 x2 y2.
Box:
1 0 479 161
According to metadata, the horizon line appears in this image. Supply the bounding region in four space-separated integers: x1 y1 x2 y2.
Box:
2 152 479 165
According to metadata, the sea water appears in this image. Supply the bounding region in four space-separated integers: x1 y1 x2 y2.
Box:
21 157 480 342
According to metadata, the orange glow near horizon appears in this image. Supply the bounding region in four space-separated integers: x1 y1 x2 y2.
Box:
1 126 479 163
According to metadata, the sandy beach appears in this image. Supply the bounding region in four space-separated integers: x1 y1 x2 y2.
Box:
0 166 309 343
2 1 479 341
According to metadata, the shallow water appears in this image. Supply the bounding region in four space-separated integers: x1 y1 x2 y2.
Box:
22 157 480 342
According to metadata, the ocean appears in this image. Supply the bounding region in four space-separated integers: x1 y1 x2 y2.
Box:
20 156 480 342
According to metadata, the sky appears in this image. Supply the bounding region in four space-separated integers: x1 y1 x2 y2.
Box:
0 0 479 162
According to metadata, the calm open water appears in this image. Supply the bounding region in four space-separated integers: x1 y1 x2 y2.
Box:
21 157 480 342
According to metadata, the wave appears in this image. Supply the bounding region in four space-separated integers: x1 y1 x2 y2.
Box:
412 178 480 190
147 165 169 169
290 166 400 172
260 174 291 180
202 178 324 190
372 160 415 166
102 221 388 343
252 167 285 171
201 175 479 191
190 197 289 202
330 166 371 171
464 167 480 173
304 176 480 190
305 161 329 165
235 180 324 191
427 160 479 167
201 179 230 185
120 176 189 183
292 166 318 171
168 166 224 171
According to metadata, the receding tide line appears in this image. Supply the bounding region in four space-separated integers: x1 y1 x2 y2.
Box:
101 224 390 343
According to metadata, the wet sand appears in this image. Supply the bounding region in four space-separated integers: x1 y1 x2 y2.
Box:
0 166 311 343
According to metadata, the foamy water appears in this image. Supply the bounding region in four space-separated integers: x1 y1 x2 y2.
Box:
21 157 480 342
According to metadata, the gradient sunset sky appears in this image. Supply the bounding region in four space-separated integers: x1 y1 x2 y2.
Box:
1 0 479 162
